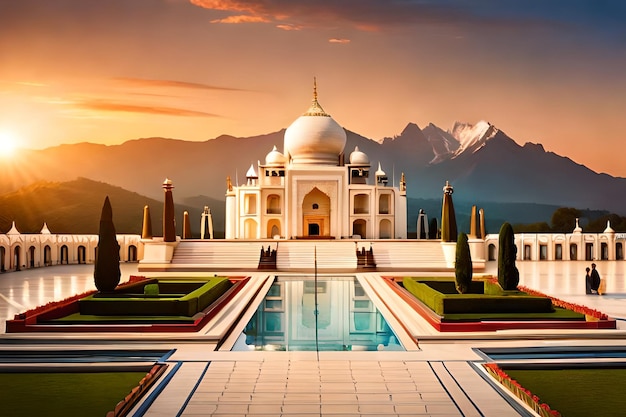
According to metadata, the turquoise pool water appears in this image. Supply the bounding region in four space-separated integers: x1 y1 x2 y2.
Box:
232 276 403 351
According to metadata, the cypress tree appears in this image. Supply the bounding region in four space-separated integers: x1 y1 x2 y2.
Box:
94 196 121 293
455 232 472 294
497 222 519 290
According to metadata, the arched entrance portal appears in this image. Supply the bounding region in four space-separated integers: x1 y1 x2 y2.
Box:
13 246 21 271
244 219 258 239
267 219 281 239
78 246 86 264
302 188 330 237
1 246 6 272
352 220 366 239
29 246 35 268
60 245 69 264
128 245 137 262
44 245 52 266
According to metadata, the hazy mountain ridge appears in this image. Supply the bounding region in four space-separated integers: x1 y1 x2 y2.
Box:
2 120 626 235
0 178 216 236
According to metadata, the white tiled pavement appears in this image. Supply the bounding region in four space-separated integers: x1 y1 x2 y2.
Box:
1 261 626 416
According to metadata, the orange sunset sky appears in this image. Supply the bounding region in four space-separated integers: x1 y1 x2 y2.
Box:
1 0 625 176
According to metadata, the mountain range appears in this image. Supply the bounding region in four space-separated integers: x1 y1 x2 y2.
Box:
1 120 624 235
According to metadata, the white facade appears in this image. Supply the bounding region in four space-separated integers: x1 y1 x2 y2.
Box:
484 221 626 262
225 82 408 240
0 222 141 272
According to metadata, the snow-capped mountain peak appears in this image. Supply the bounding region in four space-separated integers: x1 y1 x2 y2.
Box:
450 120 498 157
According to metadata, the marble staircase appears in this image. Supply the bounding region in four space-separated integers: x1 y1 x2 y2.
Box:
275 240 358 270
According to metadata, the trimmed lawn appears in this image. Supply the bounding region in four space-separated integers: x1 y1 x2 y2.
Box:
505 368 626 417
0 371 147 417
443 306 583 322
401 277 585 321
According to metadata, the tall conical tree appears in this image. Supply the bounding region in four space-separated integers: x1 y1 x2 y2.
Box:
440 181 457 242
455 232 472 294
94 196 121 293
497 222 519 290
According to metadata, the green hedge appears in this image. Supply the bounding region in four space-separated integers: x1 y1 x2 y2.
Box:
402 278 553 316
79 278 233 317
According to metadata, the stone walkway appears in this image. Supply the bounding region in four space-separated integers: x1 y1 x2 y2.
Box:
138 354 517 417
1 261 626 416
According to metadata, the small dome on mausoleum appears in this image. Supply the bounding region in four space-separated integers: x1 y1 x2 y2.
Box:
265 145 286 166
349 146 370 165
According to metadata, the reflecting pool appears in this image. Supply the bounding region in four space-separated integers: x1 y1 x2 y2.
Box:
231 276 403 351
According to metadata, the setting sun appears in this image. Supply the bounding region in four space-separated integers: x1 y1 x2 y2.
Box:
0 131 18 158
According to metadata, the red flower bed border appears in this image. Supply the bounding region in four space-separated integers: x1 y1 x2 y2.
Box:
483 362 561 417
382 276 615 331
106 363 168 417
6 275 250 333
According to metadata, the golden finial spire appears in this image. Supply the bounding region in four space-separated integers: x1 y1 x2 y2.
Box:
303 76 329 117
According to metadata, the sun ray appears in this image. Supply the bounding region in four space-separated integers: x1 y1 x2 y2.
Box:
0 131 18 158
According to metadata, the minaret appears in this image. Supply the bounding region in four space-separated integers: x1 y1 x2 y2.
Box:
469 205 478 239
201 206 214 239
141 205 153 239
417 209 429 240
479 208 486 239
162 178 176 242
440 181 457 242
182 211 192 239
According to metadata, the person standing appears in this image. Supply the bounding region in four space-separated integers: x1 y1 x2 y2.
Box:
590 263 601 294
585 267 592 294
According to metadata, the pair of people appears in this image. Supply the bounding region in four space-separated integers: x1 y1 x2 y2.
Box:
585 263 602 294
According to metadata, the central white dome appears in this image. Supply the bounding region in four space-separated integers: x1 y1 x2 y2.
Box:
284 82 346 165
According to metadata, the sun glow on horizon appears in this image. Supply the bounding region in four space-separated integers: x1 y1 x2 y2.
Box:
0 130 19 158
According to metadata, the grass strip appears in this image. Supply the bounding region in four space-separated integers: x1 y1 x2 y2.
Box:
505 368 626 417
0 371 146 417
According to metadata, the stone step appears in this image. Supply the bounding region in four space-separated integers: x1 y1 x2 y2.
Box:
276 241 357 270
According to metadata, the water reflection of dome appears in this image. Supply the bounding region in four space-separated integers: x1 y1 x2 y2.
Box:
284 80 346 165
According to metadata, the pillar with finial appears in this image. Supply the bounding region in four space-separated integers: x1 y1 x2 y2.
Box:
141 205 153 239
182 211 192 239
440 181 458 242
479 208 486 239
163 178 176 242
469 205 478 239
201 206 214 239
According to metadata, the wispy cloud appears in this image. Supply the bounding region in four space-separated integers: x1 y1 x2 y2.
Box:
211 15 269 24
189 0 489 31
276 24 302 31
113 77 246 92
188 0 576 33
76 100 220 118
328 38 350 44
15 81 47 87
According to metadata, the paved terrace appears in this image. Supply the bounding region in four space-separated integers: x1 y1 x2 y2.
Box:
1 261 625 416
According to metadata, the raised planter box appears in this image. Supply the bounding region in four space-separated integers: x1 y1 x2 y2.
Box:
383 277 616 332
5 276 250 333
78 278 232 316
